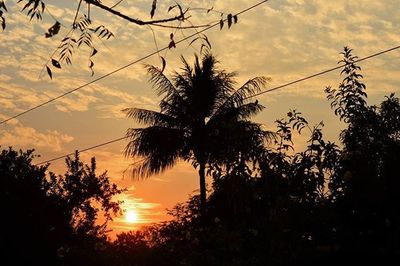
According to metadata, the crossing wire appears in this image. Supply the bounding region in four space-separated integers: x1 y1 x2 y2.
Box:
0 0 270 125
35 44 400 165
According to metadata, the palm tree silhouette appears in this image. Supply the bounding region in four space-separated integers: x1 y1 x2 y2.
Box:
124 53 269 219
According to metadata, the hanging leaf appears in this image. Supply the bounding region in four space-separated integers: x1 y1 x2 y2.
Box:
89 59 94 76
150 0 157 18
233 15 238 24
51 59 61 69
160 56 166 73
227 14 232 28
0 0 7 30
0 1 7 12
219 19 224 30
168 40 176 49
0 16 4 31
91 48 98 57
91 25 114 39
59 37 76 65
46 65 52 79
45 21 61 38
168 32 175 49
168 5 177 12
19 0 45 22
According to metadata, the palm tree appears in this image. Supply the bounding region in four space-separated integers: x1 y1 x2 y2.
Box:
124 53 269 219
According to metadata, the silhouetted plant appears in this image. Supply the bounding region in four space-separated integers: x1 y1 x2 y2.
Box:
0 148 70 265
324 47 400 263
0 148 123 265
48 151 124 239
124 53 270 219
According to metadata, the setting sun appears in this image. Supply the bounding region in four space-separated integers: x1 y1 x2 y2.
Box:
125 210 139 224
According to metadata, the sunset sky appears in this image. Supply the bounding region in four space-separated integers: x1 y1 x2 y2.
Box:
1 0 400 235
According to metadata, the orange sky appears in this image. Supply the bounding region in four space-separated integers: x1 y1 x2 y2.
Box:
1 0 400 235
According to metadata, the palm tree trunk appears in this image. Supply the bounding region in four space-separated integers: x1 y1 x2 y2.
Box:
198 162 207 221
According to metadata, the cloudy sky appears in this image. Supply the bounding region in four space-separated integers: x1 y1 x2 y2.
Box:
1 0 400 235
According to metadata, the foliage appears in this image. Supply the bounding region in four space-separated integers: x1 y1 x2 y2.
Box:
114 47 400 265
0 148 69 264
1 1 242 78
2 47 400 265
124 53 270 218
48 151 124 239
0 148 123 265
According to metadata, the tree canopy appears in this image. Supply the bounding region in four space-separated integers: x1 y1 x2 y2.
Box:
124 53 270 219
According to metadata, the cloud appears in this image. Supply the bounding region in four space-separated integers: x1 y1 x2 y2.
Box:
0 124 74 152
2 0 400 233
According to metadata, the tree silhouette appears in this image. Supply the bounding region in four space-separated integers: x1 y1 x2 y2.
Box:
124 53 269 219
325 47 400 263
0 148 123 265
0 148 70 265
48 151 124 239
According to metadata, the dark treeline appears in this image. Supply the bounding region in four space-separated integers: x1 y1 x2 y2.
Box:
1 48 400 265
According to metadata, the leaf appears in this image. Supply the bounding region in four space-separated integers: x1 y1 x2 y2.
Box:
207 7 213 14
233 15 238 24
203 35 212 49
168 5 177 12
89 60 95 76
168 33 175 49
168 40 176 49
188 36 200 47
0 1 8 12
46 65 52 79
1 17 5 31
150 0 157 18
227 14 232 28
219 19 224 30
160 56 166 73
45 21 61 38
21 1 32 12
200 44 207 54
91 48 98 57
51 59 61 69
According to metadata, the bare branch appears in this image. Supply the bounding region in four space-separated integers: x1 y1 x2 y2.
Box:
85 0 188 26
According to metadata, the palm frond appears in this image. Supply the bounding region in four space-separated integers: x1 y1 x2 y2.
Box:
122 108 178 127
213 76 269 116
126 155 178 179
145 64 182 100
209 102 265 125
124 126 186 178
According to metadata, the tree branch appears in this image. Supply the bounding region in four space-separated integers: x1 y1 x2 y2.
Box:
85 0 187 26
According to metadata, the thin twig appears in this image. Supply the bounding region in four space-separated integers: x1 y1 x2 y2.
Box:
110 0 125 9
73 0 83 26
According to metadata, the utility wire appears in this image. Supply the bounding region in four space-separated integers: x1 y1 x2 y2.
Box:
246 45 400 99
0 0 270 126
35 136 128 165
35 44 400 166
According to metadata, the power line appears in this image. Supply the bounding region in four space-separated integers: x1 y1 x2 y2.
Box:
246 45 400 99
34 44 400 165
35 136 127 165
0 0 270 126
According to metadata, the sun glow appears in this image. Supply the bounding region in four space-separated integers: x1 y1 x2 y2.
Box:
125 209 139 224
